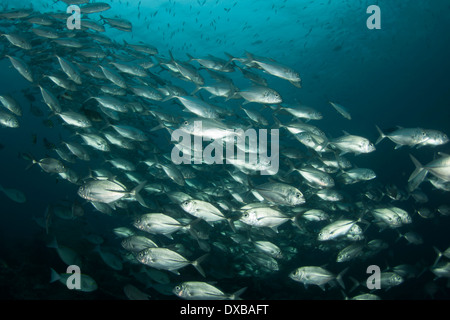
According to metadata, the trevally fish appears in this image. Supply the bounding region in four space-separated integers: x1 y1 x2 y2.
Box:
50 268 97 293
173 281 246 300
77 179 147 207
376 125 429 149
136 247 208 277
56 55 82 85
235 86 283 105
123 284 150 300
329 132 376 155
244 52 301 87
408 153 450 190
0 94 22 116
289 266 347 291
134 213 188 239
80 2 112 14
5 55 33 82
317 219 363 241
251 182 305 206
239 206 294 232
0 184 26 203
0 111 19 128
25 154 67 174
329 101 351 120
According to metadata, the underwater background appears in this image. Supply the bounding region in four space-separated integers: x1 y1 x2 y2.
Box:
0 0 449 300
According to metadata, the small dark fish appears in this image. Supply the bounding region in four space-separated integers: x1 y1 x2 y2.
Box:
30 104 44 117
31 133 37 145
43 138 56 150
72 201 84 217
42 119 54 128
22 90 35 102
81 107 104 122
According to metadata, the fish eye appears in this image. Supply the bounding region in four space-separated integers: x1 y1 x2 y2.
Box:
175 286 181 291
184 121 188 125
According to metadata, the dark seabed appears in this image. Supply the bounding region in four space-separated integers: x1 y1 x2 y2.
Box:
0 0 449 301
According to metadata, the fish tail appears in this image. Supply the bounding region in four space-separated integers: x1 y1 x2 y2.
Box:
336 267 349 290
190 85 202 96
49 268 60 283
186 53 194 61
285 158 297 175
432 246 443 267
227 218 237 233
245 51 255 61
46 237 59 249
149 118 167 132
394 230 404 243
229 287 247 300
192 253 208 277
348 276 361 293
223 52 235 70
24 152 37 170
99 117 112 131
291 213 307 233
168 49 175 63
131 180 148 208
185 218 201 239
272 115 282 129
161 95 176 103
82 96 94 105
375 125 386 145
408 154 427 184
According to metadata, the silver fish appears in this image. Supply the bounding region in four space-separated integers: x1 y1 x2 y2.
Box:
78 180 147 207
5 55 33 82
329 101 351 120
136 247 207 277
173 281 246 300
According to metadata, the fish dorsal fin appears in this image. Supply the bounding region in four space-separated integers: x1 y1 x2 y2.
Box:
342 130 351 136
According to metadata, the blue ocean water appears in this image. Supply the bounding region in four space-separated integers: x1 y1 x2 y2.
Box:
0 0 449 300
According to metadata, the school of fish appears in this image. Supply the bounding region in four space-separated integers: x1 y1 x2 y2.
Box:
0 1 449 300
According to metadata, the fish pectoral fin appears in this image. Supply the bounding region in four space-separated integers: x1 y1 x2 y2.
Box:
167 269 181 276
162 233 174 240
